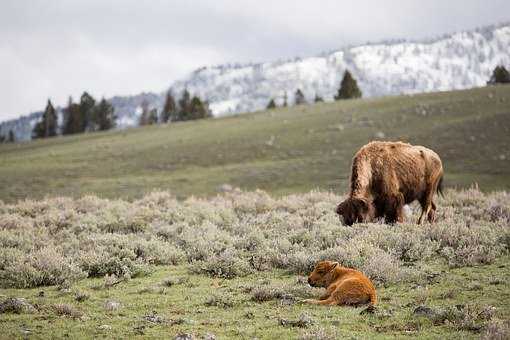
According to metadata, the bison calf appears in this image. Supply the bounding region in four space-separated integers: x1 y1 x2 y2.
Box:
336 141 443 225
303 261 377 307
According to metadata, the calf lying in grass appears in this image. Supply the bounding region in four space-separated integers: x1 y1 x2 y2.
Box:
303 261 377 307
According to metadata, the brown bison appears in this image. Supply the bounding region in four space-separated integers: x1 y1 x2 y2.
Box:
303 260 377 307
336 141 443 225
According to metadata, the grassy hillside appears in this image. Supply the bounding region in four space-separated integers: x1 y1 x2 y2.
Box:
1 85 509 203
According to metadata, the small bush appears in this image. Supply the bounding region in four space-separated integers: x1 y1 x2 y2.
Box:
74 291 90 302
360 250 401 284
204 293 235 308
137 285 160 294
0 247 86 288
439 304 496 332
279 312 315 328
250 283 319 302
0 297 36 314
251 285 286 302
441 244 503 268
190 250 253 279
299 327 337 340
437 289 458 300
161 276 188 287
286 250 318 275
103 274 126 288
104 300 122 312
52 303 83 319
485 197 510 223
482 319 510 340
143 310 167 324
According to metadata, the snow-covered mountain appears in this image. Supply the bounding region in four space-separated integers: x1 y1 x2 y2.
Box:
2 23 509 141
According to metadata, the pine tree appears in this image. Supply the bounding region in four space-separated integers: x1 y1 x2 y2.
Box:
32 99 58 139
189 96 209 120
178 89 192 121
169 90 211 122
266 98 277 109
0 135 5 143
79 92 96 132
314 93 324 103
488 65 510 84
95 98 116 130
203 100 212 119
294 89 306 105
139 99 150 125
148 108 159 125
62 96 73 135
62 97 82 135
33 118 43 139
161 91 177 123
335 70 362 100
8 130 15 143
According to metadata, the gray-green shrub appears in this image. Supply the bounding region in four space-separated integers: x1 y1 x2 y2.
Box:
0 188 508 288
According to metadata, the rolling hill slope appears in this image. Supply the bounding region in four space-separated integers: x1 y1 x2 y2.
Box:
0 85 509 203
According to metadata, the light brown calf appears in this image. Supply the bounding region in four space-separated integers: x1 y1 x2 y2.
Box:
303 260 377 307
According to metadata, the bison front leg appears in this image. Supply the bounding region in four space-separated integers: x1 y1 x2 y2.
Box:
384 193 404 224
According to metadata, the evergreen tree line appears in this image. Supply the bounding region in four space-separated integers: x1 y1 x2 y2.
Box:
488 65 510 85
0 130 15 143
32 92 116 139
5 65 507 143
141 89 212 126
266 69 362 110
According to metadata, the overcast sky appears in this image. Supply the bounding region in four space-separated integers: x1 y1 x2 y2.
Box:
1 0 509 121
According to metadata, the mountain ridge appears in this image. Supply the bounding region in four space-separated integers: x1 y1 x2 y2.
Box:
2 22 509 141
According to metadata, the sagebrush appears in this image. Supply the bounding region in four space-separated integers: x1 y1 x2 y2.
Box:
0 188 509 288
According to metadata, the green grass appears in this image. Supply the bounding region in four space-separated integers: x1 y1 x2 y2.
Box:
0 85 509 203
1 256 508 339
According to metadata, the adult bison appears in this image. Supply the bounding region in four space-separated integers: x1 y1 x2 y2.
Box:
336 141 443 225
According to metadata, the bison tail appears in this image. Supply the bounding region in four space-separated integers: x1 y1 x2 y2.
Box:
437 175 444 198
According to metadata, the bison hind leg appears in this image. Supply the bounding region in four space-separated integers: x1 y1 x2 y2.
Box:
336 291 370 306
418 193 438 224
427 201 437 223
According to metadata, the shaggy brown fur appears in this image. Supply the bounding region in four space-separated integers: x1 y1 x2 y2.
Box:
303 261 377 306
336 141 443 225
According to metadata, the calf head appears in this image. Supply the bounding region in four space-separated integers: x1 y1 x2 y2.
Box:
336 197 374 226
307 260 339 288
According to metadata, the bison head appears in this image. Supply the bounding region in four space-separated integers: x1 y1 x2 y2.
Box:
336 197 374 226
307 260 339 288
